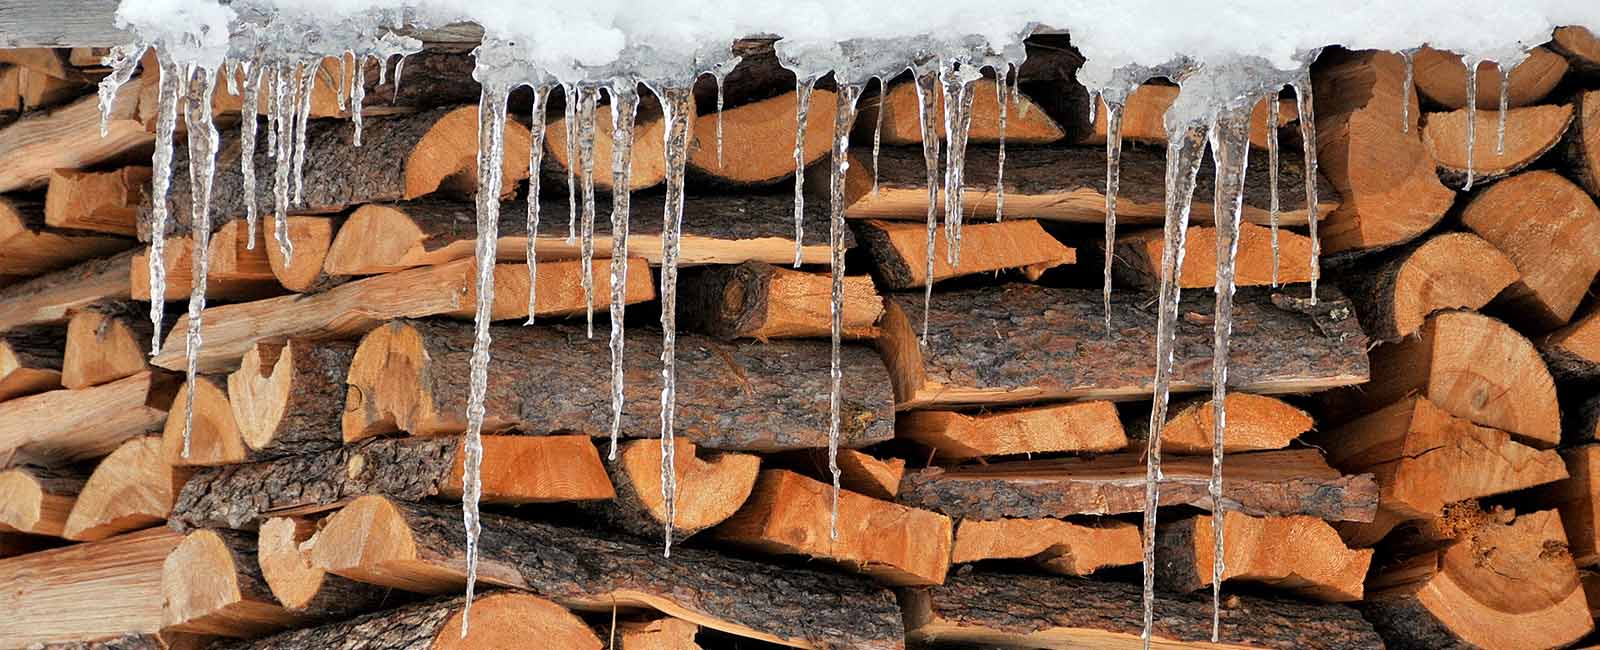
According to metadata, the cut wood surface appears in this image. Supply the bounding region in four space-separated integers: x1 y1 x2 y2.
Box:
1083 84 1297 149
1554 26 1600 71
1156 512 1373 602
0 370 176 467
688 89 837 184
901 570 1383 649
897 448 1377 522
1314 50 1455 253
162 528 304 638
227 339 353 459
160 374 247 467
256 517 389 619
1364 509 1592 650
0 197 133 276
1543 306 1600 381
46 167 151 236
544 104 668 191
343 318 894 451
1411 46 1569 110
679 262 882 340
0 249 133 333
1461 170 1600 330
62 300 157 389
311 495 904 650
896 401 1127 460
0 48 78 80
591 438 759 540
1566 89 1600 197
855 218 1075 289
950 518 1140 576
880 283 1369 409
0 82 151 192
1155 393 1313 454
131 219 284 302
866 78 1065 146
150 256 653 373
1115 222 1314 289
170 435 612 530
0 528 182 647
613 618 701 650
771 448 907 500
64 435 188 542
846 144 1338 228
1337 231 1519 341
0 464 84 537
212 592 600 650
1422 103 1574 188
0 325 63 400
262 215 339 293
1322 310 1560 447
17 67 87 111
1547 444 1600 567
713 469 953 587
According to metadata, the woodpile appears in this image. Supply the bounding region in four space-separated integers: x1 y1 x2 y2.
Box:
5 30 1600 650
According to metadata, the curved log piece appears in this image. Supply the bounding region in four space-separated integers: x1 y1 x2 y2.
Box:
1562 89 1600 197
0 528 182 647
897 401 1128 461
131 219 284 302
161 528 304 638
1553 26 1600 72
1115 222 1313 289
1336 231 1519 342
950 517 1140 576
1542 306 1600 382
1461 170 1600 331
256 516 390 619
544 103 668 191
1147 393 1312 455
227 339 353 460
161 374 248 467
0 324 63 400
678 262 881 340
45 166 150 236
1156 512 1373 602
855 219 1074 290
62 300 157 389
211 591 601 650
262 215 339 293
1411 46 1569 110
688 89 836 185
0 370 177 467
64 435 189 542
588 438 759 541
770 448 907 500
865 78 1065 146
1422 103 1574 189
610 617 701 650
0 464 84 537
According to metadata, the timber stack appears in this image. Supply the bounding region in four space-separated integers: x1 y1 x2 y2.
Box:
2 29 1600 650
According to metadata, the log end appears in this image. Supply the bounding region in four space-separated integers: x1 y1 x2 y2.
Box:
63 435 181 541
1161 393 1313 454
62 303 148 389
162 375 248 466
311 494 457 595
440 435 617 504
611 438 760 537
264 216 337 293
405 105 533 200
432 592 603 650
322 204 427 276
162 529 298 637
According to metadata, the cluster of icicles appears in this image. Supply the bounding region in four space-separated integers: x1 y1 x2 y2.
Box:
95 22 1533 646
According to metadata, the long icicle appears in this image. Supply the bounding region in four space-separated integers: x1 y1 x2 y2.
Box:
994 64 1008 220
271 63 298 265
1102 97 1124 336
1400 49 1416 133
939 59 979 266
607 83 641 461
291 60 317 208
1266 91 1280 286
912 65 940 343
577 87 601 338
145 55 183 356
525 85 552 325
180 65 221 459
827 80 864 538
1463 61 1478 191
652 82 694 557
565 84 580 243
872 75 885 196
351 55 367 146
238 61 262 248
1496 62 1510 155
791 75 818 267
1292 72 1321 301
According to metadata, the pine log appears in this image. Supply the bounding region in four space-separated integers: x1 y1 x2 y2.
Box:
211 592 601 650
864 78 1065 146
589 438 760 540
0 249 133 333
1423 103 1574 188
0 370 177 467
343 318 894 451
62 300 158 388
18 72 88 111
855 218 1074 289
1411 46 1569 110
772 448 906 500
544 105 668 191
262 215 339 292
896 401 1127 461
1565 89 1600 197
901 570 1383 649
0 66 17 115
1462 170 1600 330
879 283 1369 409
612 618 701 650
1364 509 1592 650
897 448 1378 522
1115 222 1314 289
1554 26 1600 72
950 518 1140 576
1322 310 1560 447
0 325 64 400
0 464 84 537
688 89 836 185
845 144 1337 228
1156 512 1373 602
1546 444 1600 567
131 219 285 302
150 256 653 373
1314 50 1455 253
1543 307 1600 381
0 528 183 647
0 48 78 81
63 435 189 542
678 262 882 340
1154 393 1313 454
713 469 953 587
227 339 352 459
256 516 390 618
1083 84 1297 149
45 167 151 236
1336 231 1519 341
161 374 248 467
0 196 134 276
311 495 903 650
170 435 613 530
162 528 305 637
0 81 151 192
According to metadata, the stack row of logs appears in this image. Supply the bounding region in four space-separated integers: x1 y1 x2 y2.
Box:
4 26 1600 650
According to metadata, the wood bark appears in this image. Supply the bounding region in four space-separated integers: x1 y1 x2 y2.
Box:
211 592 601 650
1411 46 1568 109
45 166 151 236
1423 103 1574 188
0 196 133 276
311 495 904 650
256 516 391 619
161 374 249 467
1461 170 1600 330
132 219 285 302
879 283 1369 409
1542 306 1600 381
344 318 894 452
1156 512 1373 603
262 215 341 293
1152 393 1313 455
0 528 182 647
896 448 1378 523
0 464 84 537
687 89 835 185
1546 444 1600 567
0 370 177 467
62 300 159 389
1335 231 1520 342
897 401 1128 461
1564 89 1600 197
855 218 1074 289
64 435 189 541
227 339 353 459
1115 222 1313 289
1082 84 1297 149
0 248 133 333
950 518 1140 576
587 438 760 540
1553 26 1600 72
0 324 64 400
864 78 1065 146
679 262 882 340
161 528 305 638
0 83 151 192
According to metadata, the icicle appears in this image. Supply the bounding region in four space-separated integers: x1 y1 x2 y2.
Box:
336 53 349 111
1400 49 1416 133
1291 73 1321 300
524 85 552 325
351 56 367 146
145 56 183 356
239 61 262 249
577 87 601 339
1266 91 1280 286
291 60 318 206
607 83 641 461
791 75 818 268
392 54 407 102
271 63 297 266
266 65 280 155
995 64 1009 220
872 75 885 197
1101 99 1124 337
1463 61 1478 191
180 65 221 460
1496 62 1510 155
911 66 940 343
938 59 980 266
378 53 390 86
827 81 865 539
97 45 145 138
565 84 580 244
714 70 727 168
649 81 695 557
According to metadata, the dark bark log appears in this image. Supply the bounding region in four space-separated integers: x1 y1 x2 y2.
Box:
211 592 599 650
0 248 133 333
227 339 353 460
0 324 64 400
679 262 882 340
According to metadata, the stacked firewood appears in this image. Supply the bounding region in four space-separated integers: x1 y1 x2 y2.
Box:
4 27 1600 650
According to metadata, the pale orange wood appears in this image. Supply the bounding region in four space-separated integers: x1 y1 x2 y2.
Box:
0 326 64 400
615 617 702 650
0 79 152 192
1543 306 1600 381
1546 444 1600 567
1158 393 1313 454
1085 84 1296 149
897 401 1128 461
0 528 183 647
131 219 286 302
590 438 755 539
857 219 1074 289
951 518 1139 575
0 370 177 467
18 67 89 111
63 435 190 541
0 249 133 333
769 448 906 500
0 49 76 80
1461 170 1600 330
867 78 1064 146
1116 222 1313 289
161 374 248 467
1423 104 1574 188
0 196 133 276
262 215 337 293
1157 511 1373 602
545 105 669 191
0 465 84 537
257 516 388 618
62 301 153 389
46 167 153 236
688 89 835 184
1412 46 1569 109
1554 26 1600 70
1566 89 1600 197
162 528 306 638
0 66 20 114
681 262 882 340
439 435 617 504
1340 231 1519 341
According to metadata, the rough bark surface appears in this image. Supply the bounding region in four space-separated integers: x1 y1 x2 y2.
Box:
679 262 882 340
227 339 353 459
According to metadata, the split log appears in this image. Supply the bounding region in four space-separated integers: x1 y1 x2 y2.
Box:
897 448 1378 522
1153 393 1313 454
261 215 339 292
0 82 151 192
17 66 84 110
713 469 953 587
901 570 1383 649
0 325 64 400
590 438 760 540
161 374 247 467
1554 26 1600 72
0 48 78 81
1411 46 1569 109
0 370 177 467
227 339 353 459
1543 307 1600 381
544 105 668 191
311 495 903 650
343 319 894 451
1156 512 1373 602
1322 310 1560 447
63 435 189 542
256 516 389 618
865 78 1064 146
161 528 304 637
213 592 600 650
896 401 1128 461
150 256 653 373
1546 444 1600 567
0 465 84 537
170 435 613 530
1422 103 1574 188
1568 393 1600 444
1461 170 1600 330
612 618 700 650
879 283 1369 409
0 249 133 333
854 218 1075 289
772 448 906 500
0 528 182 647
845 144 1337 228
131 219 285 302
949 518 1140 575
0 66 16 114
0 197 133 276
1115 221 1314 289
1565 90 1600 197
68 47 110 68
678 262 882 340
45 167 151 236
688 89 836 185
1314 50 1454 253
1083 84 1297 149
62 300 158 389
1364 509 1592 650
1337 231 1519 341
